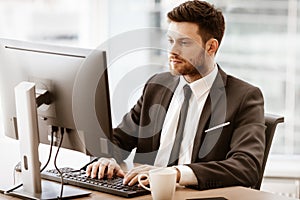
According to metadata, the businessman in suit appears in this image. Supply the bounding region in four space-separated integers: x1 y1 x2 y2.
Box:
86 0 266 190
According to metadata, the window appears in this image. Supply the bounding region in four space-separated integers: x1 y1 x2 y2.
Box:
1 0 299 155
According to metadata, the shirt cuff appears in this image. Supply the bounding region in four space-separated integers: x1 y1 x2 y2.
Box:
174 165 198 186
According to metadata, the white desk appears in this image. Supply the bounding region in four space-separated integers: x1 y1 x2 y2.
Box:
85 186 300 200
0 138 298 200
1 184 298 200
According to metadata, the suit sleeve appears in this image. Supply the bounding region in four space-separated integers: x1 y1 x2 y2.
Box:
110 75 155 163
186 86 266 190
111 97 142 162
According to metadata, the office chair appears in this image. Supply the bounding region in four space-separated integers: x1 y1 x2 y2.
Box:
254 113 284 190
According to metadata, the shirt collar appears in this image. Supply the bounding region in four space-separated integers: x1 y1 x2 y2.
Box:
179 64 218 100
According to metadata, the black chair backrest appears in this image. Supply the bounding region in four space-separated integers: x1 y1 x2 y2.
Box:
254 113 284 190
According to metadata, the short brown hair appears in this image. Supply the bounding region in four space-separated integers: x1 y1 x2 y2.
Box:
167 0 225 46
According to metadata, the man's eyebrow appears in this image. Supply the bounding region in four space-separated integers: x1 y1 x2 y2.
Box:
178 37 193 41
166 34 193 41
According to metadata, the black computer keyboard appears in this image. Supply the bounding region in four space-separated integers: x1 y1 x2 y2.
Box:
41 167 150 198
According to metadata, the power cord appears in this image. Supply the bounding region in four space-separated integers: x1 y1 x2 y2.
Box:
79 157 99 171
54 128 64 199
7 126 95 199
60 157 99 175
13 162 21 185
5 126 57 194
40 126 56 172
5 180 22 194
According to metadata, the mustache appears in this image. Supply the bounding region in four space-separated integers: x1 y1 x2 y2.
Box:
168 55 186 62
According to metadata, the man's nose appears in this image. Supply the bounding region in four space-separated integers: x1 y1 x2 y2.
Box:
168 43 181 56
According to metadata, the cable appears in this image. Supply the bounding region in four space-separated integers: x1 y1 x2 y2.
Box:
5 126 56 195
79 157 99 171
40 126 56 172
4 182 23 194
13 162 21 185
54 128 64 199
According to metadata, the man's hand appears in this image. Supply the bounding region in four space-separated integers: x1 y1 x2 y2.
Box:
123 165 161 186
86 157 125 179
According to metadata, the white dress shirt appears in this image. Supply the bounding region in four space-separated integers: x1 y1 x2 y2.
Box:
154 65 218 185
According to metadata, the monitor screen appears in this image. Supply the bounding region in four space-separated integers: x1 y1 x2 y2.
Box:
0 38 112 158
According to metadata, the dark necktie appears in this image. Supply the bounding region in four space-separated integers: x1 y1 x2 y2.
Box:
168 84 192 166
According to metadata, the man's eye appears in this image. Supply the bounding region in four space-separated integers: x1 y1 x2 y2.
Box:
180 41 191 46
168 39 174 44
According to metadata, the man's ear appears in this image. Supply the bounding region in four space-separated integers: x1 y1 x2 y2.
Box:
205 38 219 56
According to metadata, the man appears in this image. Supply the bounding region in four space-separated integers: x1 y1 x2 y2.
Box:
86 0 265 190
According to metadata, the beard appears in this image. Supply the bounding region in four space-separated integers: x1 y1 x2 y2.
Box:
169 50 208 77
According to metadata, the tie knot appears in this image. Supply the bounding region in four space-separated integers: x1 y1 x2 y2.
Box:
183 84 192 100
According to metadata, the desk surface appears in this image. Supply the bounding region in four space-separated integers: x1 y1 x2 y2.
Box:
1 185 297 200
0 138 297 200
86 186 299 200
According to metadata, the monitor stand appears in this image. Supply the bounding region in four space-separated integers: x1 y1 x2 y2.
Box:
5 81 90 199
8 180 90 200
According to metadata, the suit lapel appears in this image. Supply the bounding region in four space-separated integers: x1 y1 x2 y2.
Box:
150 74 180 151
135 74 180 165
191 67 228 162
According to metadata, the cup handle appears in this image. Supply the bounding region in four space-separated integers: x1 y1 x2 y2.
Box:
138 174 151 191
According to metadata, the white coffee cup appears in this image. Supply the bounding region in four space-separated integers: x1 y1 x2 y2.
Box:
138 168 177 200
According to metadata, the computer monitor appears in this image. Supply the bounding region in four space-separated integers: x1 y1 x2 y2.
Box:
0 38 112 157
0 38 113 198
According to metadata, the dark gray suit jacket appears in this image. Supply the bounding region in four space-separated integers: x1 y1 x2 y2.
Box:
112 66 265 190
